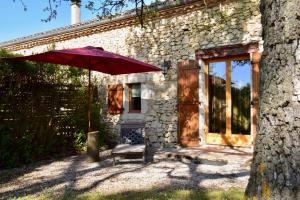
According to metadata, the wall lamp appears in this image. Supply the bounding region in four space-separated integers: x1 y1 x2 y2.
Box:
161 60 171 76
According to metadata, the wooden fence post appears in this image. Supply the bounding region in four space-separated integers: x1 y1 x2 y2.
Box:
87 131 99 162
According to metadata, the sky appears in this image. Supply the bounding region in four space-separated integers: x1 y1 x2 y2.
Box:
209 61 251 89
0 0 141 43
0 0 155 43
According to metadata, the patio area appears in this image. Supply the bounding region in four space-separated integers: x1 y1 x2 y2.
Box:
0 145 253 199
154 145 253 165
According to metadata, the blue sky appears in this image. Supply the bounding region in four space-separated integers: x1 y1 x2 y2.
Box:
209 61 251 88
0 0 150 43
0 0 153 42
0 0 97 42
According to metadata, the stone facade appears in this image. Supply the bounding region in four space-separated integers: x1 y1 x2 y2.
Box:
1 0 262 149
246 0 300 199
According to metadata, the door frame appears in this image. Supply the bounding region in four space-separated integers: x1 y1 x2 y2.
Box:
195 43 261 147
204 54 252 146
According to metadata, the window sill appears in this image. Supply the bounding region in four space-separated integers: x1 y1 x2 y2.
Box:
128 110 141 113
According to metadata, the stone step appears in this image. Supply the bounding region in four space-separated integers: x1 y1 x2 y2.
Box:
153 151 228 166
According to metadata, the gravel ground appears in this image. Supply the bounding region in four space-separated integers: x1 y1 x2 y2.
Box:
0 149 251 199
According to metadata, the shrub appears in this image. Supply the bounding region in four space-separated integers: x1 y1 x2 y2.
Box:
0 49 109 169
73 130 86 151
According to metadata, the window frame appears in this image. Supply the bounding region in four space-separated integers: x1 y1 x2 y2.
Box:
203 54 256 146
128 83 142 113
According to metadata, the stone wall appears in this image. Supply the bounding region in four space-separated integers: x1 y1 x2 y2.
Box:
12 0 262 148
245 0 300 199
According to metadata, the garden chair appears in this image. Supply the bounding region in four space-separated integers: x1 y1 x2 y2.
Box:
112 121 146 165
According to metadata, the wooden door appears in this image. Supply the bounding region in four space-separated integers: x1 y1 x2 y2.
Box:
204 55 258 147
178 60 199 147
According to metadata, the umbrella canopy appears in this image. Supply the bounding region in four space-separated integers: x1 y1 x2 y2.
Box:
4 46 161 132
7 46 161 75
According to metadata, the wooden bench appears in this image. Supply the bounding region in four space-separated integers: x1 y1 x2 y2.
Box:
112 121 145 165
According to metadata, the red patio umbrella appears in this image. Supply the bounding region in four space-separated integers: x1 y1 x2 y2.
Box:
4 46 161 132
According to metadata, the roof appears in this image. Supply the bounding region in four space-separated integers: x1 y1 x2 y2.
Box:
0 0 221 51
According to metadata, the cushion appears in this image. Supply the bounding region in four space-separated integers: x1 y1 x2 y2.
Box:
121 127 144 145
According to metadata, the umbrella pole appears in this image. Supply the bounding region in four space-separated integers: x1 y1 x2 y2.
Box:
86 68 99 162
88 68 91 132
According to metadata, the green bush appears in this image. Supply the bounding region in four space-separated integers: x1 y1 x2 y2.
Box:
73 130 86 151
0 49 109 169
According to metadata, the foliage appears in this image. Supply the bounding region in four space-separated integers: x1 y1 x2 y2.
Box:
0 50 108 169
73 130 86 151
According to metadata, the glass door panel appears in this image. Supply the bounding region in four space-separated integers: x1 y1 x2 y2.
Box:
208 62 226 134
231 60 251 135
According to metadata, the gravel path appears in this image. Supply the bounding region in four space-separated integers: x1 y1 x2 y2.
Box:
0 149 251 199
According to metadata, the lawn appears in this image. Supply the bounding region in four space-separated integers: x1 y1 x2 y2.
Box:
8 188 244 200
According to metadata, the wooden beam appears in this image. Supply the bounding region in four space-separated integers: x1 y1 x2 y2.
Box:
251 52 261 145
204 62 209 142
226 60 231 136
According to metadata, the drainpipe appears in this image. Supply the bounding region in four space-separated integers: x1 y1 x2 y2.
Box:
71 0 81 25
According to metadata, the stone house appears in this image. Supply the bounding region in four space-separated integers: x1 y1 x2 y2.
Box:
0 0 263 149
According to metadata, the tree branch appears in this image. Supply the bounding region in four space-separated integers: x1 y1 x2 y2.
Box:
12 0 27 11
14 0 149 26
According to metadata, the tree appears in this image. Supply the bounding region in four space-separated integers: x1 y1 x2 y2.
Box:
14 0 148 25
245 0 300 199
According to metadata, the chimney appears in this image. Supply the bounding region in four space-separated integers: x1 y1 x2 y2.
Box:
71 0 81 25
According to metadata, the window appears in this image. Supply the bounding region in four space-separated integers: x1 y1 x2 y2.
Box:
208 61 227 134
231 59 251 135
128 83 141 112
206 57 251 136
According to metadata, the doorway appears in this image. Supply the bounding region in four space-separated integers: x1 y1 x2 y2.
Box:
204 55 254 146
